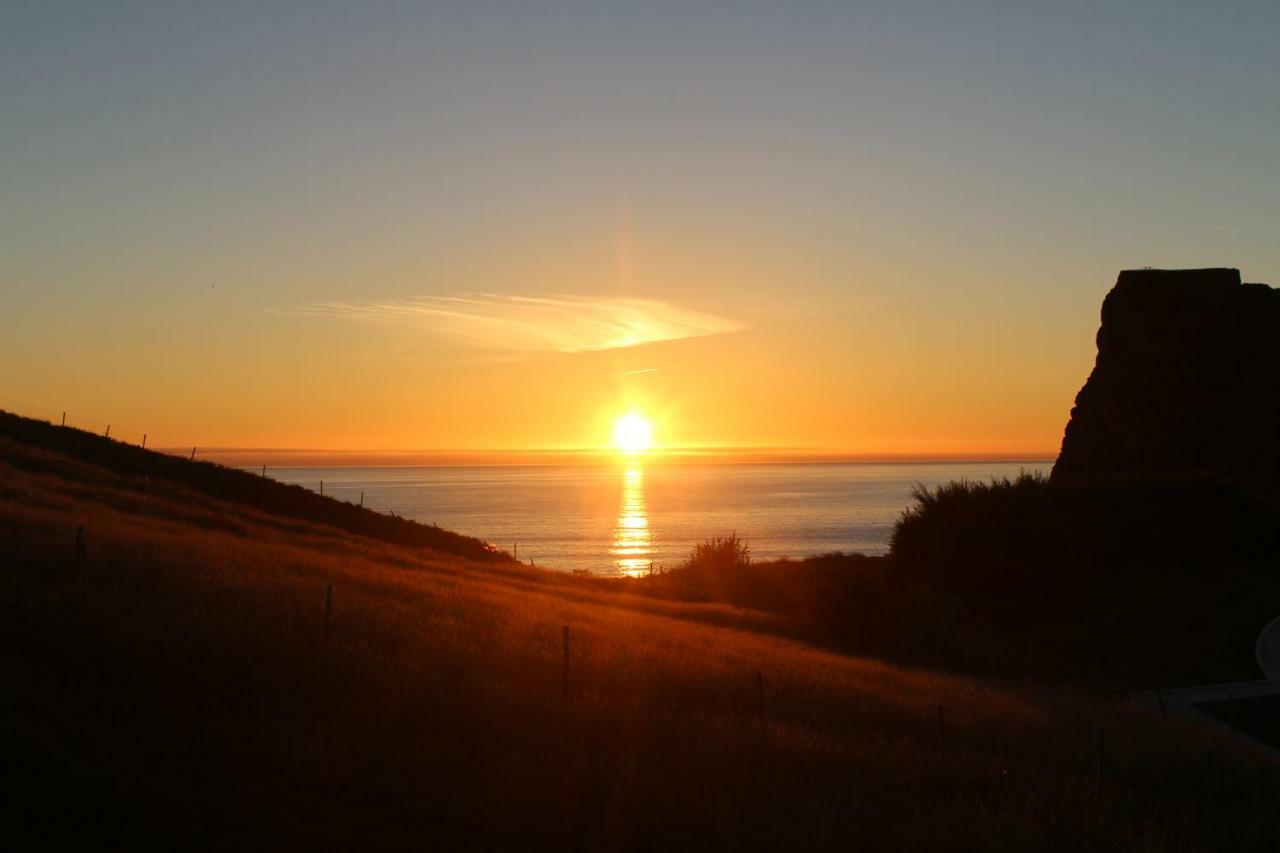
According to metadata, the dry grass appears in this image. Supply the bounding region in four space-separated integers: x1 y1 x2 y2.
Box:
2 438 1278 850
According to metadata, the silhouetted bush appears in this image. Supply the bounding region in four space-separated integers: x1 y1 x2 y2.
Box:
891 471 1280 601
626 472 1280 689
686 534 750 572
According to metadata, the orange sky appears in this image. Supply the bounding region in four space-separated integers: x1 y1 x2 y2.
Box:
0 251 1091 456
4 5 1277 456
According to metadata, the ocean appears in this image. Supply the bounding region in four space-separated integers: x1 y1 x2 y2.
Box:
266 460 1048 576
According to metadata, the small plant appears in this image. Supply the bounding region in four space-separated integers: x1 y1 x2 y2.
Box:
686 533 750 572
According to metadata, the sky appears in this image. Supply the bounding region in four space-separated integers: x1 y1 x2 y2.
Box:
3 1 1278 455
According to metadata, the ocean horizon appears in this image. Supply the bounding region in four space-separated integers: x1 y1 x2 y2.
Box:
266 459 1051 575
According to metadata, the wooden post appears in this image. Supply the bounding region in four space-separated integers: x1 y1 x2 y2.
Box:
324 584 333 636
938 704 947 749
1095 729 1104 802
142 434 147 449
61 411 66 427
359 491 364 507
562 625 570 708
104 424 110 438
757 670 766 721
190 447 197 461
74 526 87 609
514 541 518 561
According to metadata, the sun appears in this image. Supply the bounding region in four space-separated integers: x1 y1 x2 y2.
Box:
612 412 653 454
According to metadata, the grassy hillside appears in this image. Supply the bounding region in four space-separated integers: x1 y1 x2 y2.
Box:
2 420 1279 848
0 409 501 562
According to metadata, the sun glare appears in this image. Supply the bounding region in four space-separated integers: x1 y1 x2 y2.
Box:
612 413 653 454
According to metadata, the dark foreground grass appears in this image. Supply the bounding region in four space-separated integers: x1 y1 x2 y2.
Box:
3 435 1280 849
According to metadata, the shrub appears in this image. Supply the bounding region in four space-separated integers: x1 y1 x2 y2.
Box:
686 534 750 572
890 470 1280 599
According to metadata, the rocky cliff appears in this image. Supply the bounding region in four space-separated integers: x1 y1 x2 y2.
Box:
1052 268 1280 488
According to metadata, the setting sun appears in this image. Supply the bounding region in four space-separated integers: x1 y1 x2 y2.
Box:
612 413 653 453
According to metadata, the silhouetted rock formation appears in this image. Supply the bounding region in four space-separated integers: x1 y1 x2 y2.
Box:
1053 268 1280 489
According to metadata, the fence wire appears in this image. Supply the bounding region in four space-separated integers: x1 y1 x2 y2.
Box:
0 392 207 459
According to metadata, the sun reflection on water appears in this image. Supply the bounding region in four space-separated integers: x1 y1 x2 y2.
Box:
611 466 653 576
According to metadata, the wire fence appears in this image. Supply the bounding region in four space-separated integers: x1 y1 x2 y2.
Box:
0 392 210 460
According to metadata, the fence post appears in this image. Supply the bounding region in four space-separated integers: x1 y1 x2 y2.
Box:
104 425 110 438
61 412 66 427
74 526 87 609
190 447 196 461
359 491 364 507
142 434 147 449
1095 729 1105 803
514 542 518 561
562 625 570 708
262 465 267 477
324 584 333 637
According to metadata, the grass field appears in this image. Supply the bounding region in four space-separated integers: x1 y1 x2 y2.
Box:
3 423 1279 850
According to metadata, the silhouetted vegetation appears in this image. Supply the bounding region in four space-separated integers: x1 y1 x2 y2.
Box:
638 472 1280 691
641 551 997 673
686 533 751 572
892 471 1280 596
882 472 1280 686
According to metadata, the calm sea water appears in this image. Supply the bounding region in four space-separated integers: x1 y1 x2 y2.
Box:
266 461 1047 576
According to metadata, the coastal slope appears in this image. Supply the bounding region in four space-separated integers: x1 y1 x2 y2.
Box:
1 411 1275 849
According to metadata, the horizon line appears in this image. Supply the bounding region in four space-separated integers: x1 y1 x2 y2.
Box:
168 445 1059 467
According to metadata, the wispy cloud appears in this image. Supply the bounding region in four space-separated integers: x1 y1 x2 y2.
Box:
286 293 747 353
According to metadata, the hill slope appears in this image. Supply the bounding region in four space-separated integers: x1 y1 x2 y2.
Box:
2 416 1278 849
0 408 501 561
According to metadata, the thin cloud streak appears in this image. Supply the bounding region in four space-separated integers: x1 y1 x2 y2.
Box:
288 294 747 353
